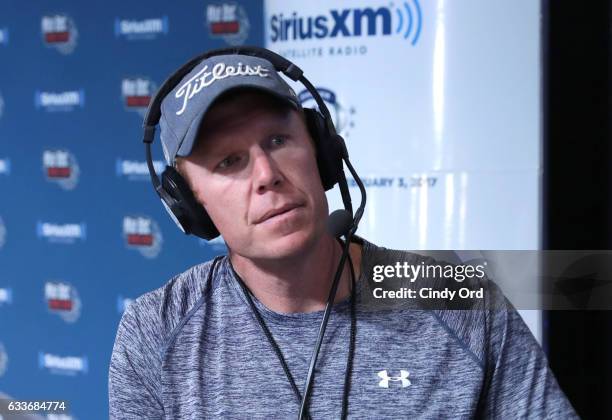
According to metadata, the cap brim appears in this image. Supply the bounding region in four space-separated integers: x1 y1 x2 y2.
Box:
175 85 300 160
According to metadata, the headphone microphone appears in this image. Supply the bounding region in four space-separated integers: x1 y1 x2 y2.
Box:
327 209 353 237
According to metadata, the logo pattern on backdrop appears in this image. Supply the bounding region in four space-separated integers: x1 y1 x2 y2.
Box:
43 149 80 190
45 281 82 323
123 215 163 259
41 14 78 54
35 90 85 112
114 16 169 40
116 158 164 181
0 27 8 45
37 222 87 244
0 216 6 249
0 287 12 306
0 343 7 377
206 2 250 45
0 158 9 176
121 77 156 116
39 352 88 376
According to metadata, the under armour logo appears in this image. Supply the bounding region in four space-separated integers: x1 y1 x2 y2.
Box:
377 370 411 388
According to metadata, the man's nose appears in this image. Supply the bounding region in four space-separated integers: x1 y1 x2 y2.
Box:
252 149 283 193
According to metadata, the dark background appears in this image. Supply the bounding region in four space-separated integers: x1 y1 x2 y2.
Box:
544 0 612 418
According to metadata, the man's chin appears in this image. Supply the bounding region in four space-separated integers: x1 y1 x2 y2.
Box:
253 228 320 260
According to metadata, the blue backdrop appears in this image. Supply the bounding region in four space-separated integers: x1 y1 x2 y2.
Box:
0 1 262 417
0 1 546 418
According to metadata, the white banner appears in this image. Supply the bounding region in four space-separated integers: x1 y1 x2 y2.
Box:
264 0 542 338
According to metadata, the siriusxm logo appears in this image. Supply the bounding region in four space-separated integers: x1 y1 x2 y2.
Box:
35 90 85 112
114 16 168 40
299 88 355 138
45 281 81 323
123 215 162 258
0 158 10 175
0 288 13 306
0 343 7 377
43 149 80 190
269 2 422 45
116 158 164 181
116 295 134 314
206 2 250 46
39 352 88 376
0 28 8 45
121 77 156 116
41 14 78 54
37 222 86 244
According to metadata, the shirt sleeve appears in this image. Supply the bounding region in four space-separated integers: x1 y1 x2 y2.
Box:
109 299 165 419
480 303 579 419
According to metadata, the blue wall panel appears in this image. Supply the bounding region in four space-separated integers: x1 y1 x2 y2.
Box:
0 1 262 417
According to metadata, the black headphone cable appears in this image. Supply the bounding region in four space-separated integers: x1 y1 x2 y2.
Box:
230 239 356 420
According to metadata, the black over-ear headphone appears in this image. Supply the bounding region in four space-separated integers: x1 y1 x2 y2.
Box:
142 46 367 420
142 46 361 241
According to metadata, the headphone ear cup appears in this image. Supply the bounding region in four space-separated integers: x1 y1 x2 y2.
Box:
304 108 343 191
160 166 220 240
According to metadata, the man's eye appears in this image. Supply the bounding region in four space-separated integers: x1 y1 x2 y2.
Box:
270 136 286 147
218 155 240 169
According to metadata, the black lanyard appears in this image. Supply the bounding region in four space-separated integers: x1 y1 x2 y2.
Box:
229 242 357 420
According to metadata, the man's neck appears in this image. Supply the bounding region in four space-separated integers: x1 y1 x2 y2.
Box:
230 235 362 313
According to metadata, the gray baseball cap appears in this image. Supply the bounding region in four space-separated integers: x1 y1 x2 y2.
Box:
159 54 301 165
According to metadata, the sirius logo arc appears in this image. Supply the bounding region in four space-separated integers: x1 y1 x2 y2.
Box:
114 16 169 40
206 2 250 46
121 77 156 116
123 215 163 259
39 352 88 376
45 281 81 323
298 88 356 138
43 149 80 190
41 14 78 54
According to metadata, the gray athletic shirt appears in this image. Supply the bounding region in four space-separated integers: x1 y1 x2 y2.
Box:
109 237 578 419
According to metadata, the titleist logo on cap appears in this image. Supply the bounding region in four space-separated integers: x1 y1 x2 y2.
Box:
175 62 270 116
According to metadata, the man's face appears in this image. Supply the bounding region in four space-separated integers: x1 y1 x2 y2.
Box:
178 92 330 261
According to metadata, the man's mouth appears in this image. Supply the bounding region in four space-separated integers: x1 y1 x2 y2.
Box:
256 203 302 224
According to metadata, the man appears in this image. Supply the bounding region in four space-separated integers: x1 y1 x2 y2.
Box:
109 51 577 419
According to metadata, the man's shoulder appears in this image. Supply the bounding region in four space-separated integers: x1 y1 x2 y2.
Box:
360 238 509 366
121 256 226 345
